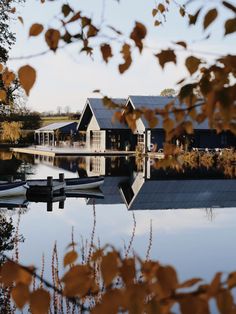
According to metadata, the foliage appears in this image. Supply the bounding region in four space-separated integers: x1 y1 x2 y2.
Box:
0 112 41 130
1 0 235 142
2 243 236 313
160 88 177 97
1 121 22 143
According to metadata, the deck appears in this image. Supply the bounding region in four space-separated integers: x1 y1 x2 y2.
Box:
11 146 135 157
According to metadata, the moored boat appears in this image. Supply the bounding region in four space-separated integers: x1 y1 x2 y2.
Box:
64 176 104 190
0 181 29 197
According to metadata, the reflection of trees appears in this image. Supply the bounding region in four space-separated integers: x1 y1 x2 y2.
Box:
0 214 15 311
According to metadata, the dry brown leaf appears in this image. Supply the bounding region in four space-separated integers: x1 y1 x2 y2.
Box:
18 65 36 96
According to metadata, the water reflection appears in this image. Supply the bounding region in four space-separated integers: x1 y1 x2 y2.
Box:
1 153 236 212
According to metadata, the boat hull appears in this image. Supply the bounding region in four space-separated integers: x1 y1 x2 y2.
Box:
0 182 28 197
65 178 104 191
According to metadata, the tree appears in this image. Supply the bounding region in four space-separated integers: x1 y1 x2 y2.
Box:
1 121 22 143
2 0 234 152
160 88 176 97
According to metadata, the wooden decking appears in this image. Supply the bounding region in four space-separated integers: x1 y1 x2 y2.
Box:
11 146 135 157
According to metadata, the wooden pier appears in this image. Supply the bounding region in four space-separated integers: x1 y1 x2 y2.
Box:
27 173 65 196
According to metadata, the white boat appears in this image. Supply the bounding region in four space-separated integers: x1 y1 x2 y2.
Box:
0 181 29 197
64 177 104 191
0 196 29 209
65 189 104 199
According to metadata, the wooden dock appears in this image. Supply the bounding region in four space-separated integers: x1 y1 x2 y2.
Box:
27 174 65 196
11 146 135 157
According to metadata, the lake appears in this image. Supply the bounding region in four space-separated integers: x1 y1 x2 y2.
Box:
1 151 236 313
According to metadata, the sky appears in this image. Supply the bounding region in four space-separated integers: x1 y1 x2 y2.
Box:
8 0 235 113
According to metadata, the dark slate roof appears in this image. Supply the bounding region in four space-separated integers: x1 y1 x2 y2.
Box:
128 95 209 129
87 176 129 205
36 121 77 132
87 98 128 129
123 179 236 210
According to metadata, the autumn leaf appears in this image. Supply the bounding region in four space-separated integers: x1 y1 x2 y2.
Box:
189 8 201 25
2 69 15 87
29 23 44 37
119 43 132 74
67 11 81 23
179 7 185 17
0 261 20 286
0 90 6 101
152 9 158 17
222 1 236 14
18 65 36 96
175 41 187 49
101 251 119 286
45 29 60 51
203 9 218 30
155 49 176 68
30 289 50 314
12 283 30 309
185 56 201 74
130 22 147 53
0 64 3 72
101 44 113 63
157 3 165 13
62 4 72 17
64 250 78 267
18 16 24 25
225 18 236 35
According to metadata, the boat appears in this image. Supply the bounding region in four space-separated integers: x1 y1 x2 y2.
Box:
64 176 104 190
27 176 104 191
65 188 104 199
0 196 29 209
0 181 29 197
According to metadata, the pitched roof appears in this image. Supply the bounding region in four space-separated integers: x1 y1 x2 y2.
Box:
121 179 236 210
87 98 128 129
128 95 209 129
36 121 77 132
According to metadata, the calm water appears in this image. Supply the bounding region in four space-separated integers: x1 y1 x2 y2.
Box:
1 152 236 312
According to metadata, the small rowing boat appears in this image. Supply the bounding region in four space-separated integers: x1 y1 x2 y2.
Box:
0 196 29 209
64 177 104 190
0 181 29 197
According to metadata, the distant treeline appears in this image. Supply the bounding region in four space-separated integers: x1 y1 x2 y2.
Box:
0 113 41 130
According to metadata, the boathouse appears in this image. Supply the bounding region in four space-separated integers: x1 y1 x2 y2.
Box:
126 96 235 151
34 121 78 146
77 98 136 152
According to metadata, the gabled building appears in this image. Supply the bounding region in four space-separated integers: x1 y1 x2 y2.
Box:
35 121 78 146
126 95 235 151
77 96 235 153
77 98 136 152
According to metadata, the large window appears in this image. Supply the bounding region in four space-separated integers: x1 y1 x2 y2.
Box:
91 131 101 150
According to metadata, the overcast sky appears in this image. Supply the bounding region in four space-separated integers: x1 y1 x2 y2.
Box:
8 0 234 113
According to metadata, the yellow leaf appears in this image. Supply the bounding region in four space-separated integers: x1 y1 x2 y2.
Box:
30 289 50 314
2 69 15 87
185 56 201 75
183 121 194 134
208 272 221 298
45 28 60 51
12 283 30 309
0 90 6 101
18 65 36 96
163 118 175 132
0 64 3 72
203 8 218 30
178 278 202 289
29 23 44 37
63 250 78 267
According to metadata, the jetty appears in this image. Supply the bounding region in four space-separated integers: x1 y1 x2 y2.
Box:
27 173 65 196
11 146 135 157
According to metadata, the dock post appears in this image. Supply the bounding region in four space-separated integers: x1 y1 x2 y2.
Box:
47 201 53 212
47 176 53 196
59 200 65 209
59 173 65 195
